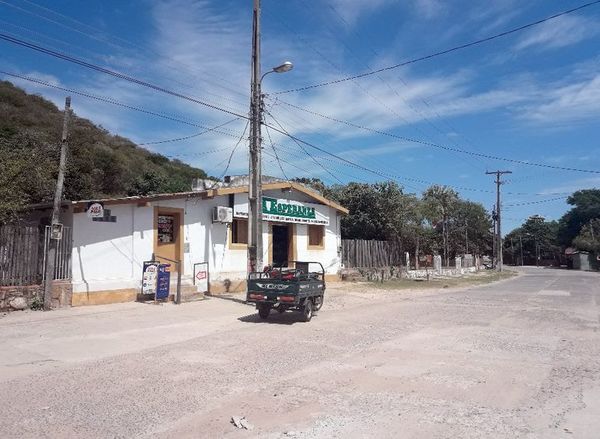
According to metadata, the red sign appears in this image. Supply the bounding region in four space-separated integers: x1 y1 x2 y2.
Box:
196 271 207 280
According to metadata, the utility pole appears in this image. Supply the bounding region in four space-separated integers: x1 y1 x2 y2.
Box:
510 237 515 266
248 0 263 273
43 96 71 310
464 220 469 255
519 234 524 266
486 170 512 272
492 206 497 267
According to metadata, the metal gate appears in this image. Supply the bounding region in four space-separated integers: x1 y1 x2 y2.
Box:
42 225 72 282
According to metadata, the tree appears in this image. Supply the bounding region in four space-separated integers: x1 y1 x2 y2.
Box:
422 185 459 266
292 177 328 195
328 181 416 242
449 200 492 257
504 216 560 265
573 219 600 253
557 189 600 246
0 130 58 223
0 81 209 224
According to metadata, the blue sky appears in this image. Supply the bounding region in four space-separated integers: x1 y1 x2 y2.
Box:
1 0 600 233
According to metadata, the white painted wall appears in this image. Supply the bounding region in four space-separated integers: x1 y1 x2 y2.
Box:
72 203 148 293
71 190 344 294
295 213 342 274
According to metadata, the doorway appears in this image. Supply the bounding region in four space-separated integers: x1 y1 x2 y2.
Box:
272 225 289 267
154 207 183 273
271 223 297 267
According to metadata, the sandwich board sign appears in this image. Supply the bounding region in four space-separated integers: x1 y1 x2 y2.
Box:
142 262 159 296
142 261 170 301
194 262 209 293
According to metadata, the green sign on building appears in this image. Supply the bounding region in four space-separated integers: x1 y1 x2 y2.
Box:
262 197 316 219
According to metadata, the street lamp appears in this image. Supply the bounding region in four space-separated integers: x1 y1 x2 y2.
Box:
247 3 294 273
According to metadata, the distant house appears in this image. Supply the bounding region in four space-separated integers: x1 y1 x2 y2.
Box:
571 251 599 271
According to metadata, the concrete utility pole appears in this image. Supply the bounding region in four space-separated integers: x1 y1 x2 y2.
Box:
43 96 71 310
486 170 512 272
247 0 293 272
248 0 263 273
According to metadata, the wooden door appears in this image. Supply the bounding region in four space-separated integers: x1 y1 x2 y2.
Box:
154 208 183 273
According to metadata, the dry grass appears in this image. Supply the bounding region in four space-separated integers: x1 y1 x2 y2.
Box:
372 269 517 290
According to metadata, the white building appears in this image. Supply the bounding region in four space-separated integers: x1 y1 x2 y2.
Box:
45 178 348 306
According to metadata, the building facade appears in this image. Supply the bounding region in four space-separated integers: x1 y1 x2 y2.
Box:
56 180 347 305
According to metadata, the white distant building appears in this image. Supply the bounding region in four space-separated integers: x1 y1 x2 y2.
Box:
33 177 348 306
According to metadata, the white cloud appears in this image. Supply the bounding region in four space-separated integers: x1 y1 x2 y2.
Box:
515 15 600 51
520 73 600 125
413 0 445 19
538 176 600 195
328 0 396 26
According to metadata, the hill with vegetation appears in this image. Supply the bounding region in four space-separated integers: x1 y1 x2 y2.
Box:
0 81 209 223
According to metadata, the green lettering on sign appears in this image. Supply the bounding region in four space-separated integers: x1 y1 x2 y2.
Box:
262 197 316 219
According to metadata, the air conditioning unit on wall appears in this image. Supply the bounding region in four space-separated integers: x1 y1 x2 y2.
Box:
212 206 233 223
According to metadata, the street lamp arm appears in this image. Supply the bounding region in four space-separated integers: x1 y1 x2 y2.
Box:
260 69 275 84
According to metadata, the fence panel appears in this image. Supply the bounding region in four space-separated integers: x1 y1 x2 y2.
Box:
0 225 40 286
342 239 403 268
0 224 72 286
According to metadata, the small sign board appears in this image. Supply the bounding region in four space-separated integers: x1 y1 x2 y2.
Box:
50 223 63 240
142 261 159 296
86 201 104 219
193 262 209 293
156 264 170 300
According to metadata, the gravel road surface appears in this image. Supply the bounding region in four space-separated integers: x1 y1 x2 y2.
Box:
1 267 599 438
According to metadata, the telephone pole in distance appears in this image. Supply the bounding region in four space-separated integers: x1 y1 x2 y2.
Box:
486 170 512 272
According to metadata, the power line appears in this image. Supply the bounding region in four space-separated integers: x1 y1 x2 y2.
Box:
263 119 492 193
0 70 579 199
0 33 249 120
269 97 600 174
264 110 344 184
211 120 250 187
137 118 241 146
164 146 232 160
504 196 568 207
262 117 585 197
266 7 488 173
264 124 288 181
0 70 246 139
293 0 491 172
275 0 600 94
1 0 248 100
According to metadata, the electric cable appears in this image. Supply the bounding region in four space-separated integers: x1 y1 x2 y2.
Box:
2 0 248 100
274 1 600 94
268 97 600 174
137 118 241 146
0 33 250 120
211 120 250 186
0 70 246 139
264 124 289 181
263 110 344 184
504 196 568 207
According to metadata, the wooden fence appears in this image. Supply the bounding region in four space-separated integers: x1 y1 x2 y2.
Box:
0 225 41 286
0 224 72 286
342 239 404 268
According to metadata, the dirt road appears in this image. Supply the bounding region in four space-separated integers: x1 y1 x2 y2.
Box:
1 267 599 438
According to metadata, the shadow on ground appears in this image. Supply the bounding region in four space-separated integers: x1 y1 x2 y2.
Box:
238 309 318 325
